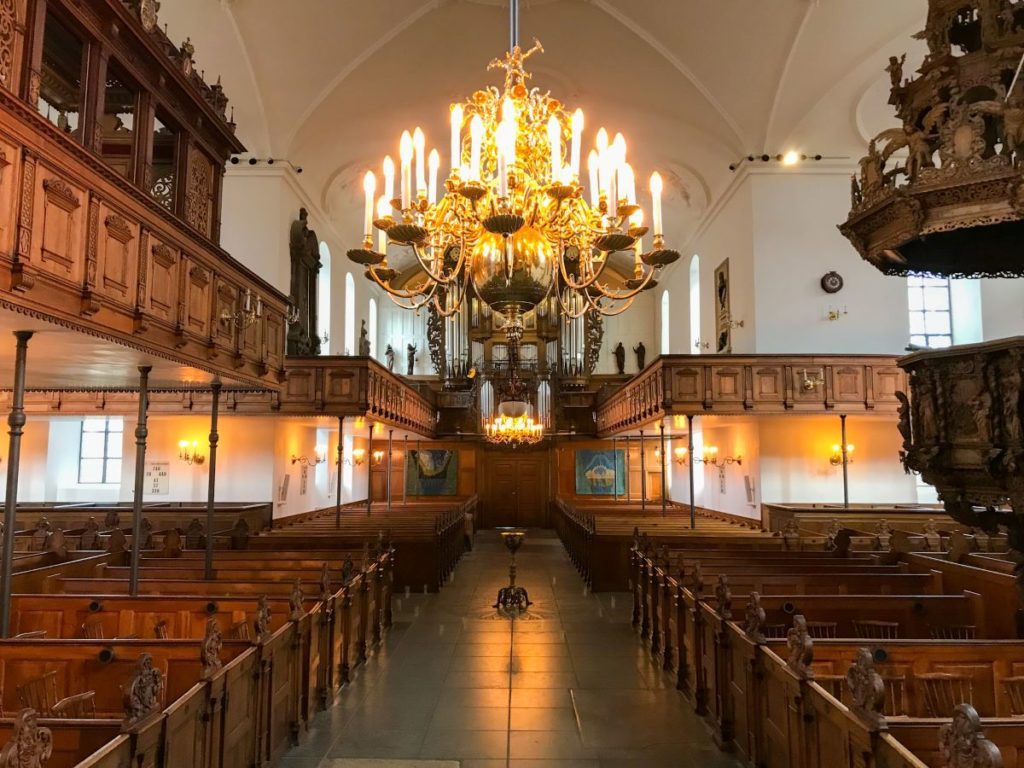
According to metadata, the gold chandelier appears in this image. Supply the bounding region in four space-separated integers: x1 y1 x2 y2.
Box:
483 402 544 447
347 12 679 326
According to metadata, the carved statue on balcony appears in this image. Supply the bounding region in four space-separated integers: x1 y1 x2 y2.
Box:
886 53 906 90
385 344 395 372
287 209 322 356
614 342 625 375
406 344 417 376
358 320 370 357
634 342 646 371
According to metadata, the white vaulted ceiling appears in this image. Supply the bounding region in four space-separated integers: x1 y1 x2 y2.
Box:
161 0 928 245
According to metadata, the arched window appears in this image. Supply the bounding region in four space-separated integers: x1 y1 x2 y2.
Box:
660 290 670 355
317 242 331 355
344 272 355 356
368 298 378 359
689 255 701 351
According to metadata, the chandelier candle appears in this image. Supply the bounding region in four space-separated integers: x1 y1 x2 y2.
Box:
383 155 395 206
376 196 389 253
470 114 484 181
414 127 426 195
450 104 463 174
363 171 376 242
571 108 584 178
548 115 561 181
650 172 663 236
399 131 413 210
428 149 440 205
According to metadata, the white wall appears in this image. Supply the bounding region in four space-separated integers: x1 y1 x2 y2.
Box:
598 289 657 375
750 171 909 354
980 280 1024 341
0 415 375 520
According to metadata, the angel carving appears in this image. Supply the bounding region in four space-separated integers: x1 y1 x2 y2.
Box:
971 95 1024 166
875 109 945 181
845 648 886 730
0 709 52 768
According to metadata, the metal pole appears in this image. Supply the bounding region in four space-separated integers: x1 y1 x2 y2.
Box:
841 414 850 509
0 331 32 638
659 423 667 517
625 436 631 501
640 429 646 512
403 435 408 504
335 417 343 529
509 0 519 51
204 381 221 580
387 428 394 513
687 414 696 530
612 437 618 501
366 421 373 516
129 365 152 598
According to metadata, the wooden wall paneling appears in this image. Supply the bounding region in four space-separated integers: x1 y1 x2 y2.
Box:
184 259 212 340
211 277 237 356
669 366 702 407
711 366 744 406
0 0 28 96
143 235 179 327
0 132 19 258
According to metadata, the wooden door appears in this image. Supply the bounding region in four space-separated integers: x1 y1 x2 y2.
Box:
481 449 551 528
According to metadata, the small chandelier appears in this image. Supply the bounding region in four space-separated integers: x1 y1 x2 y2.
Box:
347 1 679 326
484 401 544 447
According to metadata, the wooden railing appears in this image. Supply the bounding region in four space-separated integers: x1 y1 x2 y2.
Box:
2 358 439 435
595 354 907 435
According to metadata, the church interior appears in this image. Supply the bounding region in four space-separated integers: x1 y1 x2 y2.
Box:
0 0 1021 766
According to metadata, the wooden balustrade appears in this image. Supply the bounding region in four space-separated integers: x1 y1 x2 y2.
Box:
595 354 907 435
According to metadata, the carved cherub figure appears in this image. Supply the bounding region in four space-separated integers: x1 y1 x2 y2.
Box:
289 579 304 621
845 648 886 730
886 53 906 90
254 595 271 644
744 592 766 643
715 575 732 620
972 94 1024 166
124 653 164 724
786 615 814 679
939 703 1004 767
0 708 53 768
200 618 222 679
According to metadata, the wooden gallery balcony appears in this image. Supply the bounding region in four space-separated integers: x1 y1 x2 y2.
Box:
0 0 288 389
595 354 907 436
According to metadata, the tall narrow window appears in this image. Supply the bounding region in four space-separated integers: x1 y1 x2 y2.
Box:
100 61 138 179
38 12 85 138
368 298 378 359
689 255 701 350
318 242 332 355
908 276 953 348
660 290 670 355
78 417 123 484
151 111 178 211
344 272 355 355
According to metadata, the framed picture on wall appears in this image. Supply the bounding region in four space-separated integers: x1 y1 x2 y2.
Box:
714 258 732 353
575 449 627 496
279 473 290 502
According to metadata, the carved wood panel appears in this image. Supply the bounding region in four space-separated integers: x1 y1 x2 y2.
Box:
711 367 744 403
872 368 903 401
95 205 139 307
183 259 211 338
669 367 702 403
32 171 84 283
285 369 316 401
0 137 17 257
752 367 785 403
265 313 285 370
143 236 179 325
324 370 358 403
0 0 26 94
184 145 213 238
210 278 237 354
831 366 867 403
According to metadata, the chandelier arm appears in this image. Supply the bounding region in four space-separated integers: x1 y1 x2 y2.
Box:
556 249 613 292
368 268 441 310
586 264 657 302
409 242 463 286
553 288 591 320
381 288 439 312
591 295 638 317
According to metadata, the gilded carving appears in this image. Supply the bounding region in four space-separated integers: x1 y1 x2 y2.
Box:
0 709 53 768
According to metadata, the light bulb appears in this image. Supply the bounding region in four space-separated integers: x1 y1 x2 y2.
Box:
782 150 801 167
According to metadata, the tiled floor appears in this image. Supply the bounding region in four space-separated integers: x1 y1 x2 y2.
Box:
278 531 741 768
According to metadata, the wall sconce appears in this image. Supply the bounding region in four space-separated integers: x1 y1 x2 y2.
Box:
284 302 300 326
371 449 386 466
798 368 825 392
339 448 366 467
693 339 710 351
292 447 327 467
722 314 744 331
178 440 205 466
695 446 742 467
830 443 855 467
674 446 690 465
220 288 264 329
826 306 848 322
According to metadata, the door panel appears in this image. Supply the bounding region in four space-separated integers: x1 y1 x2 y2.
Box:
482 449 551 528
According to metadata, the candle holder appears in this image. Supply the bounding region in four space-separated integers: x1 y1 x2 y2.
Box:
494 528 531 616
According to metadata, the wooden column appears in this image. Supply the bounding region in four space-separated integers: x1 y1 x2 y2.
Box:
0 331 32 638
335 417 343 529
204 381 221 580
688 414 696 530
129 366 152 597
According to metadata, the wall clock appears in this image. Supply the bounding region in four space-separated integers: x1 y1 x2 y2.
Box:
820 271 844 294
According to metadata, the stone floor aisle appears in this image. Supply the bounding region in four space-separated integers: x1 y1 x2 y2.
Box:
278 531 742 768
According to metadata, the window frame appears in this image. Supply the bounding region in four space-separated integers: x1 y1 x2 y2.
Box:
907 276 954 349
99 56 142 182
36 7 91 144
77 416 124 485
